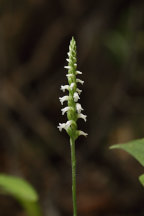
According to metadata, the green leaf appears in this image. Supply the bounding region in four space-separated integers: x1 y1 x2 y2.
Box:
139 174 144 186
0 174 38 202
0 174 42 216
110 138 144 167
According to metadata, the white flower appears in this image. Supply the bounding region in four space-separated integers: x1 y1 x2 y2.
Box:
76 88 82 95
57 120 72 132
76 79 84 85
61 107 70 115
70 83 75 90
78 130 88 137
59 96 69 105
66 58 70 62
60 85 69 92
73 92 80 102
78 113 87 122
74 63 77 66
65 120 73 130
67 52 70 57
57 123 66 131
76 71 82 75
76 103 83 113
66 74 74 78
60 83 75 92
64 66 71 69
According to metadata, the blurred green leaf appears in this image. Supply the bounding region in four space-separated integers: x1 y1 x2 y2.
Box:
0 174 42 216
110 138 144 167
0 174 38 201
139 174 144 186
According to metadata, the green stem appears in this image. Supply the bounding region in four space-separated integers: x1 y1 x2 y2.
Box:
70 138 77 216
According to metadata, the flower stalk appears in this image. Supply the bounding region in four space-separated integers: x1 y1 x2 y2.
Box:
70 137 77 216
58 37 87 216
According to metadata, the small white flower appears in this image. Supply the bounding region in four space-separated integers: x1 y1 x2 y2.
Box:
61 107 74 115
76 103 83 113
67 52 70 57
76 79 84 85
65 120 73 129
73 92 80 102
70 83 75 90
59 96 69 105
74 63 77 66
66 74 74 78
78 130 88 137
66 58 73 63
57 123 66 131
76 88 82 95
57 120 72 132
61 107 70 115
78 113 87 122
66 58 70 62
76 71 82 75
60 85 69 92
64 66 71 69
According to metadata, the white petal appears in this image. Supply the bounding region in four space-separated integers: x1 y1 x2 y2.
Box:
76 103 83 113
76 71 82 75
76 79 84 85
65 120 73 130
66 74 74 78
61 107 70 115
78 113 87 122
74 63 77 66
76 88 82 95
60 85 69 92
66 58 70 62
57 120 73 132
59 96 69 105
78 130 88 137
70 83 75 90
64 66 71 69
67 52 70 57
57 123 66 132
73 92 80 102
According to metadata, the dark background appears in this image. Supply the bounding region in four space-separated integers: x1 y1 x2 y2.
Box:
0 0 144 215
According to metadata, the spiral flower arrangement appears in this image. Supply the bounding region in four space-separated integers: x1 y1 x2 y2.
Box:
58 37 87 140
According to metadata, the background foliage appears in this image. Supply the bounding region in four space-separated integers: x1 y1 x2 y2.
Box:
0 0 144 215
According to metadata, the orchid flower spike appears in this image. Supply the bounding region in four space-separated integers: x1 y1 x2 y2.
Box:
58 37 87 140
